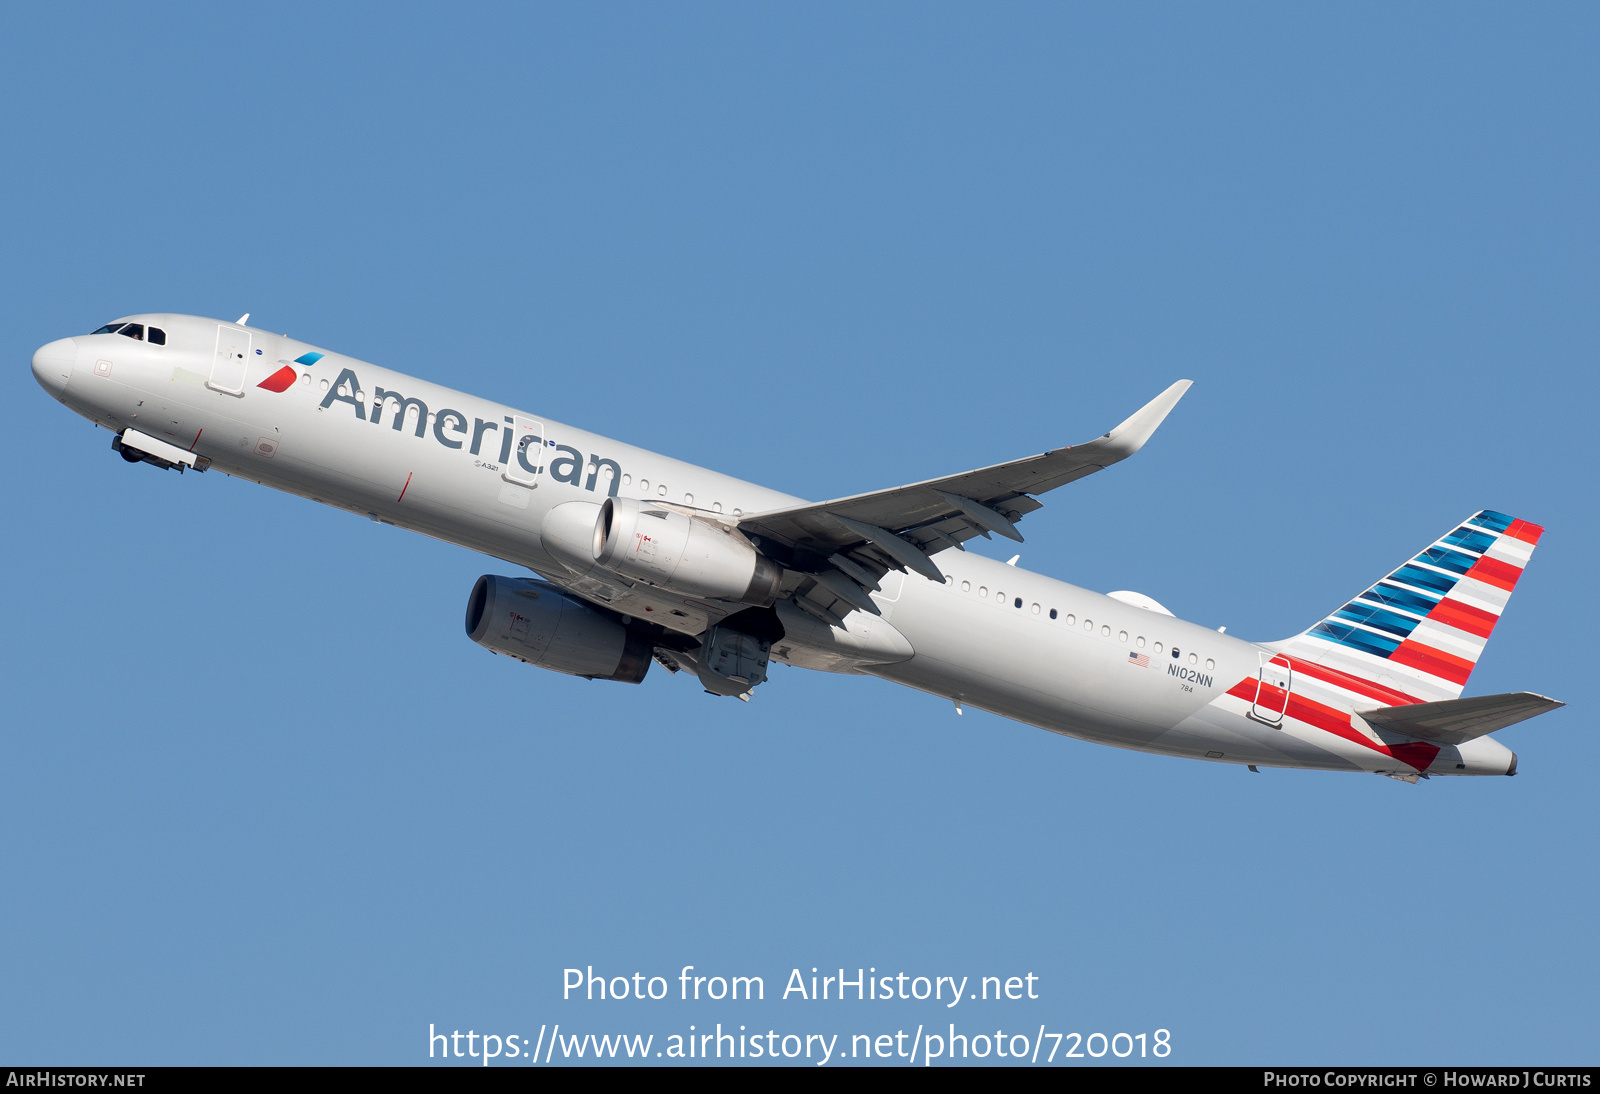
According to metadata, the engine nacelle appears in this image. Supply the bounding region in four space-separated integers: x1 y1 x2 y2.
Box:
465 575 651 683
541 501 604 577
593 497 781 606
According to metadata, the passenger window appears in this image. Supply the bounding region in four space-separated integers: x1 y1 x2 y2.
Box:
1049 608 1057 619
1119 630 1128 642
979 586 987 596
118 323 144 340
147 327 166 345
1014 597 1022 609
1137 636 1146 648
1188 653 1198 665
1064 614 1075 625
1031 603 1040 615
962 581 971 592
1083 619 1093 631
1101 625 1111 637
1171 647 1181 659
1205 658 1215 670
1153 641 1163 653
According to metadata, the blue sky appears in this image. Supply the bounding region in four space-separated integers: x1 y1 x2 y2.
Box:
2 2 1596 1066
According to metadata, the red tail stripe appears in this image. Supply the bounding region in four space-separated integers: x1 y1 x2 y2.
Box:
1504 519 1544 545
1388 741 1443 772
1389 639 1474 685
1287 690 1359 738
1281 657 1423 707
1224 678 1440 771
1426 597 1498 639
1466 555 1521 591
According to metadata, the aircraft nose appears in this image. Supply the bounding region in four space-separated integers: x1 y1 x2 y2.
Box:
32 337 78 398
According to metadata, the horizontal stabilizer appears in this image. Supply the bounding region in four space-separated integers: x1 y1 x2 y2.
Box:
1362 692 1564 746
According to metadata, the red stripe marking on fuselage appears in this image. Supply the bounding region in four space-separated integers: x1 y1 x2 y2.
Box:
1223 677 1440 771
1466 555 1522 591
1389 639 1475 685
1280 657 1423 707
397 472 413 503
1426 597 1499 638
189 428 203 452
1504 519 1544 545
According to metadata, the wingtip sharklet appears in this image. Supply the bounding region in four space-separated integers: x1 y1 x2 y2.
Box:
1098 379 1192 458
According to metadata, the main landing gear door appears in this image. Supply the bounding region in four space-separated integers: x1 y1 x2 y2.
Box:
1250 653 1293 727
502 416 546 487
207 325 252 396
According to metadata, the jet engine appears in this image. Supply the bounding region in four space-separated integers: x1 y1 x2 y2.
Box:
591 497 781 606
465 575 651 683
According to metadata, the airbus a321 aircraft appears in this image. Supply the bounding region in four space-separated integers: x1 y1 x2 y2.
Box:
32 314 1562 780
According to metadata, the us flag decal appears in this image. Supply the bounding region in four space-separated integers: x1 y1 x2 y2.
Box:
1128 652 1150 668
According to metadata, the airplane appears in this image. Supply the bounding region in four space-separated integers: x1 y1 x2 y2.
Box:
30 313 1562 781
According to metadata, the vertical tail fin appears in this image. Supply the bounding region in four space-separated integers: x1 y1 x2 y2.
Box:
1278 510 1544 703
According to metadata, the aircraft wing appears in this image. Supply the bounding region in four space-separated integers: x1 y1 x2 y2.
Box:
738 380 1192 626
1362 692 1565 746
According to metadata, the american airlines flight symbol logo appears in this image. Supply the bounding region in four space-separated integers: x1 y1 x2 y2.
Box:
257 352 324 393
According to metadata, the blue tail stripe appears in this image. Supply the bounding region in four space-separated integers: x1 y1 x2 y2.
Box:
1469 510 1513 532
1441 526 1497 555
1389 564 1459 596
1362 582 1442 615
1310 621 1402 658
1416 546 1476 575
1334 603 1424 638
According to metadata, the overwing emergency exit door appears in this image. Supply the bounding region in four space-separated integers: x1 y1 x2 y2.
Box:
502 416 546 486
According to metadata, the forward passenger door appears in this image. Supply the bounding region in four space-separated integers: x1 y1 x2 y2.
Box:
207 325 251 395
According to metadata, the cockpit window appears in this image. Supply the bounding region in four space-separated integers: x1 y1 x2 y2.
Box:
90 322 149 340
147 326 166 345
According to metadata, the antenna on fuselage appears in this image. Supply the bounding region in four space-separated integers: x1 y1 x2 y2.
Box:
236 313 250 325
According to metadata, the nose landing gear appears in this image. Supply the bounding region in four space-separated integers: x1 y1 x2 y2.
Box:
112 430 210 473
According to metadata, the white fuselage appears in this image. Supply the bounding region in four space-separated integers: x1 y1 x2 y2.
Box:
31 314 1516 778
